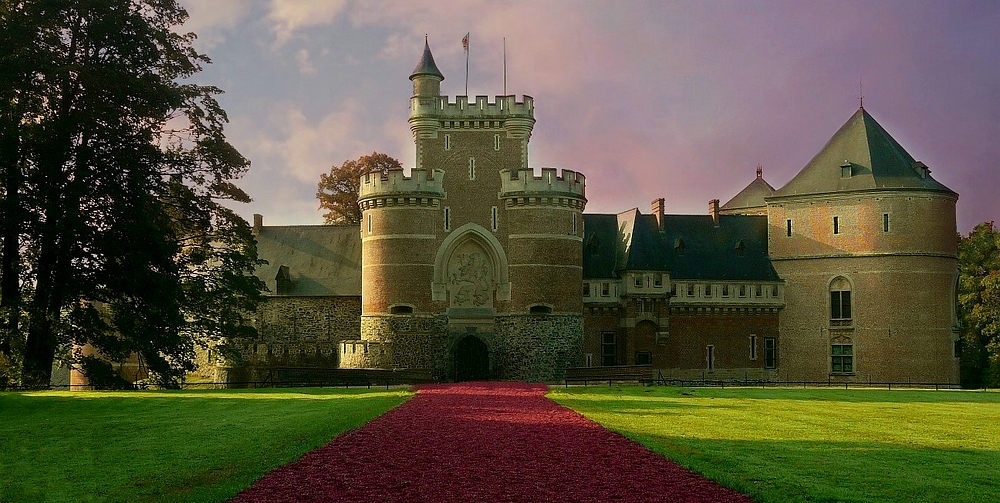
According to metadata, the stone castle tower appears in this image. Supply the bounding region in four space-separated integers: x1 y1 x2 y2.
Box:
762 108 959 383
339 39 587 381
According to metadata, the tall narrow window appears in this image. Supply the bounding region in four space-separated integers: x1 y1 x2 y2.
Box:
444 134 451 150
468 157 476 180
704 284 712 297
443 207 451 231
830 277 852 323
491 206 498 231
831 344 853 373
786 219 792 237
602 332 616 366
601 283 610 296
573 213 578 234
582 283 590 296
883 213 890 232
367 214 372 233
722 285 730 297
634 276 642 288
494 134 501 150
764 338 777 368
706 345 715 370
833 216 840 235
749 335 758 360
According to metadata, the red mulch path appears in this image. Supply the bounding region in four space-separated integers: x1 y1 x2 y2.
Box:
229 382 754 503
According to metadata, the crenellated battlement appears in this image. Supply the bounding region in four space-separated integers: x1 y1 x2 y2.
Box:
499 168 587 200
410 95 534 120
359 168 446 201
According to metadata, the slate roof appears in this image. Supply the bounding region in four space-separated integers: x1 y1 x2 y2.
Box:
774 107 955 197
721 172 776 211
254 225 361 296
582 211 779 282
410 38 444 81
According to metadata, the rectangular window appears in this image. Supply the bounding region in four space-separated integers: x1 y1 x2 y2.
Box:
601 283 610 296
602 332 616 366
704 284 712 297
833 216 840 235
687 284 694 296
755 285 762 297
491 206 498 231
494 134 501 150
722 285 730 297
706 345 715 370
670 283 677 296
585 353 593 368
443 207 451 231
750 335 758 360
634 276 642 288
831 344 853 373
883 213 890 232
739 285 747 297
654 275 663 287
573 213 577 233
831 291 852 320
444 134 451 150
468 157 476 180
367 214 372 233
771 285 779 297
786 219 792 237
582 283 590 296
635 351 652 365
764 338 776 368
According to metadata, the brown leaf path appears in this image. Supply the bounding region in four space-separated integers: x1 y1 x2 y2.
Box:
229 382 754 502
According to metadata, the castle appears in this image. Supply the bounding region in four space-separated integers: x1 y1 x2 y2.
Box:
231 39 961 385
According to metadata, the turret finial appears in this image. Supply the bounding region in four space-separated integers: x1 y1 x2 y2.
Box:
756 163 763 178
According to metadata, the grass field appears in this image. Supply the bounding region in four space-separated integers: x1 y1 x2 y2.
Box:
0 387 412 503
550 386 1000 503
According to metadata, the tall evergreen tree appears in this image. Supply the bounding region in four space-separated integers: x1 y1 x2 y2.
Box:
958 222 1000 388
0 0 264 387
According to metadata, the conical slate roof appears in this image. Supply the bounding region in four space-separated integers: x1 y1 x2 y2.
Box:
774 108 954 197
410 38 444 81
721 169 776 210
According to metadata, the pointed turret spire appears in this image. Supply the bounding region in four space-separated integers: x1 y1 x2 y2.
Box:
410 36 444 81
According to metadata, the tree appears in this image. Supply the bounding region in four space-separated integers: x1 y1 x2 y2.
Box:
0 1 264 388
317 152 400 225
957 222 1000 388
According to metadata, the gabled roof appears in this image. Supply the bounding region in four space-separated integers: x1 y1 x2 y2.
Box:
774 107 954 197
254 225 361 296
410 38 444 81
721 170 776 210
582 211 779 282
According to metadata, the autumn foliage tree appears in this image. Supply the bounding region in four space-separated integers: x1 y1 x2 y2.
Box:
317 152 401 225
958 221 1000 388
0 1 264 388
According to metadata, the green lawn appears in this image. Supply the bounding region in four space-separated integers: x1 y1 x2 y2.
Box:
550 386 1000 503
0 387 412 503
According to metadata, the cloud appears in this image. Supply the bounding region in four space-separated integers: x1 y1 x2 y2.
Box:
268 0 349 44
295 49 317 74
179 0 252 48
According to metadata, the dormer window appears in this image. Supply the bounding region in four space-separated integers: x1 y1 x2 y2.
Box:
275 265 292 295
913 161 929 179
840 161 852 178
735 240 745 257
674 238 685 256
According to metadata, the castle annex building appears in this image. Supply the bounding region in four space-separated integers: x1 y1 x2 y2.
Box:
237 40 960 384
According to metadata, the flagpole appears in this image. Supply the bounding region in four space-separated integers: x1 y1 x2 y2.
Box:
503 37 507 96
464 33 470 96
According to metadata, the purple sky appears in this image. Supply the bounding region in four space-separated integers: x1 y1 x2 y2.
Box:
180 0 1000 232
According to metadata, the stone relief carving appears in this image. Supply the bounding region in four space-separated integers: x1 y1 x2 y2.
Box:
448 241 493 307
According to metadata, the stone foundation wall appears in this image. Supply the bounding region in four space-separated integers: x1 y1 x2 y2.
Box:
494 313 583 382
345 314 450 377
223 296 361 384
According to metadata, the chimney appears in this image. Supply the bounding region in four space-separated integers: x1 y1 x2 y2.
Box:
252 213 262 235
709 199 720 226
651 198 665 229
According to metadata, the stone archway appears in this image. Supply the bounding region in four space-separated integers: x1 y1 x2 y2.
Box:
454 335 490 382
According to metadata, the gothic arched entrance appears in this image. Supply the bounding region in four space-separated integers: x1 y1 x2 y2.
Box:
454 335 490 382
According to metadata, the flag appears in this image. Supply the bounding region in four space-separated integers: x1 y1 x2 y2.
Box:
462 32 469 53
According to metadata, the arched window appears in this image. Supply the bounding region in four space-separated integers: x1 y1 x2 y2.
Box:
390 305 414 314
830 277 852 325
529 304 553 314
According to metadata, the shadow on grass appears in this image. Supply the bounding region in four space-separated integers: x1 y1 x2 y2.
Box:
621 434 1000 503
558 385 1000 404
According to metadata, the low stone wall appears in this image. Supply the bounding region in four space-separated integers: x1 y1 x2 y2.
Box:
221 296 361 385
494 314 583 382
345 314 450 377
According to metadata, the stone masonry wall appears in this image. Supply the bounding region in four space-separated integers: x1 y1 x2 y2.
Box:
494 314 583 382
222 296 361 384
347 314 450 377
